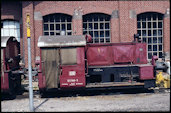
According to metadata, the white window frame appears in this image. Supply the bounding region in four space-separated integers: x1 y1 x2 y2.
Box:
83 13 111 43
43 13 72 36
137 12 164 60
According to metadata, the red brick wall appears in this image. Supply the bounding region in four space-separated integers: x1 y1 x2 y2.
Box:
1 1 21 21
20 0 170 68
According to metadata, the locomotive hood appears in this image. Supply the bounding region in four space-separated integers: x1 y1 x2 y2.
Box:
37 35 86 47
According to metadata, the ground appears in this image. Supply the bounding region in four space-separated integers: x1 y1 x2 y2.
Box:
1 88 170 112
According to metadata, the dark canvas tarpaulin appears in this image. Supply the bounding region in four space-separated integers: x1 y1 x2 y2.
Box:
41 48 60 89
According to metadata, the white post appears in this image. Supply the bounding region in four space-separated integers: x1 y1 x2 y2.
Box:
27 14 34 112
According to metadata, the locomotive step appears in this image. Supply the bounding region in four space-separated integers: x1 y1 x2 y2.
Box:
86 82 144 88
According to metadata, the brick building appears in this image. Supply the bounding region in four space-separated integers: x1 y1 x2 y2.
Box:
1 0 170 69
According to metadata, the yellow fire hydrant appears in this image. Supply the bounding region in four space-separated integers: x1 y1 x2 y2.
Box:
156 72 170 88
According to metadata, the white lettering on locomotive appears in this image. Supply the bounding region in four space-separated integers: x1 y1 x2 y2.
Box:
69 71 76 76
93 68 103 72
67 79 78 82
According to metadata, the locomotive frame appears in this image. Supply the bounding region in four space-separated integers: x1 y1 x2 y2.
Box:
37 34 156 94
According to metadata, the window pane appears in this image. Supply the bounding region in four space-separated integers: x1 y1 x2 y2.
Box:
44 32 49 35
50 32 54 35
100 23 104 29
142 22 146 28
95 38 99 43
83 31 87 35
67 16 72 22
142 15 146 21
142 37 146 43
94 23 98 29
56 33 60 35
153 22 156 28
105 31 110 37
100 38 104 43
67 32 72 35
61 17 65 22
137 15 141 21
137 22 141 28
153 30 157 36
153 45 157 51
158 15 163 20
83 23 87 30
105 16 110 21
158 37 162 43
44 24 48 30
89 23 93 30
100 31 104 37
148 30 151 36
50 24 54 30
50 15 54 22
94 31 98 37
56 24 60 30
88 17 92 22
159 45 162 51
148 53 152 59
105 23 109 29
158 22 162 28
147 14 151 21
153 37 157 43
106 38 110 43
142 30 146 36
94 15 98 21
153 14 157 20
148 45 152 51
159 52 163 58
158 30 162 36
148 38 152 44
62 24 65 30
44 17 49 22
138 30 141 36
67 24 71 30
100 16 103 21
55 17 60 22
148 22 151 28
89 31 93 37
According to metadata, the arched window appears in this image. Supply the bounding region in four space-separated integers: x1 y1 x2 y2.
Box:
83 13 111 43
43 13 72 36
1 20 20 42
137 12 164 59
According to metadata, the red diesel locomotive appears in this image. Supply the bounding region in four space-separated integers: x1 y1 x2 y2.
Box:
1 36 23 95
37 34 156 93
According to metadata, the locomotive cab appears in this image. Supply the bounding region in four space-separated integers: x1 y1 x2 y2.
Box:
37 35 86 92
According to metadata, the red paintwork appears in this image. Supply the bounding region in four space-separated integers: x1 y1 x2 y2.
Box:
60 47 85 88
86 42 147 65
113 44 135 63
134 43 148 64
37 49 46 90
38 72 46 90
1 72 9 92
139 65 154 80
87 46 113 66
